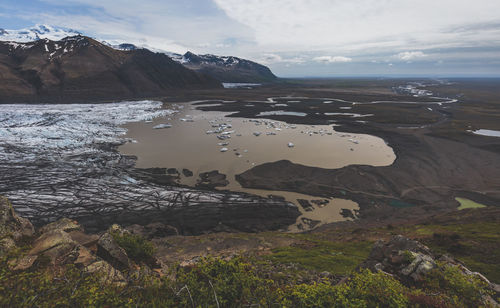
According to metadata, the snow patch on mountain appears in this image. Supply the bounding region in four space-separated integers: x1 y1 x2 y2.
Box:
0 24 81 42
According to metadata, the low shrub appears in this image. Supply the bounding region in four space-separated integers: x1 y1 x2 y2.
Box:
110 231 155 263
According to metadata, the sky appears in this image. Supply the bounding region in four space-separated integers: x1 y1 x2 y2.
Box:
1 0 500 77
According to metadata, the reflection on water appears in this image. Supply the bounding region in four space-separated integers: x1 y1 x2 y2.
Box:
119 102 396 230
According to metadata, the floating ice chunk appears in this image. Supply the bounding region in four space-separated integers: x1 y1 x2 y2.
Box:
288 142 294 148
257 110 307 117
218 142 229 146
348 139 359 144
471 129 500 137
266 132 277 136
220 147 228 152
253 132 262 136
153 123 172 129
180 118 194 122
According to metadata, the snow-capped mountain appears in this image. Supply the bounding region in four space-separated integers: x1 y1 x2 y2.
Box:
0 24 81 42
1 24 277 83
0 35 221 103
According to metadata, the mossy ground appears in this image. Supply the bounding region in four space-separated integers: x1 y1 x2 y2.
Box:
455 197 487 210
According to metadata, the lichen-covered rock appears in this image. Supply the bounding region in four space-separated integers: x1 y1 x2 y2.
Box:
39 218 83 234
85 260 126 286
74 246 97 267
29 230 76 255
97 232 131 271
9 254 38 271
0 196 34 243
400 251 436 281
0 237 16 255
360 235 437 283
28 230 78 265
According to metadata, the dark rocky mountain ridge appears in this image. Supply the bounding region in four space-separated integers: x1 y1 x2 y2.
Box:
0 36 221 103
172 51 277 83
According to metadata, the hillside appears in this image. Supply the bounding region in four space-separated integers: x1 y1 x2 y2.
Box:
1 196 499 307
0 36 221 103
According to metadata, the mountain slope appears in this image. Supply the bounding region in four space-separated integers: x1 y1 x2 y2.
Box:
0 36 221 103
172 51 277 83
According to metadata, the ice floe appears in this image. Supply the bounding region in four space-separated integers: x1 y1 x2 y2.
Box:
153 124 172 129
257 111 307 117
471 129 500 137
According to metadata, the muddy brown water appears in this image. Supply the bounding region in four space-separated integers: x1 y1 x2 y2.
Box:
119 102 396 231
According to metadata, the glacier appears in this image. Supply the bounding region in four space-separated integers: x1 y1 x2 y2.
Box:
0 100 295 232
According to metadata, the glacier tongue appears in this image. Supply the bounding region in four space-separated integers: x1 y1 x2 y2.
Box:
0 100 173 152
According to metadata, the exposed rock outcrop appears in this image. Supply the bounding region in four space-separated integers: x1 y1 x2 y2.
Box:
360 235 500 304
360 235 439 283
97 231 132 271
0 196 34 254
1 203 146 286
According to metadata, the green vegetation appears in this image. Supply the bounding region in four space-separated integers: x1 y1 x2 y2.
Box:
424 263 492 308
1 253 493 307
455 197 487 210
409 222 500 283
280 269 410 307
265 240 372 275
110 231 156 263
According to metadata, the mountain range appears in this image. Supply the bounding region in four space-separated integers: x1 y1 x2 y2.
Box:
0 36 221 103
170 51 276 83
0 25 277 101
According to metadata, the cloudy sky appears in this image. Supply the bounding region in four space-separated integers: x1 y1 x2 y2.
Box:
2 0 500 77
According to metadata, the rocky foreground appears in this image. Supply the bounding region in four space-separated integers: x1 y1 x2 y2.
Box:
1 195 499 307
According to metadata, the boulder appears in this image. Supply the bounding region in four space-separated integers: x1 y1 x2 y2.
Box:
360 235 436 283
97 232 131 271
29 230 76 255
9 254 38 271
39 218 83 234
0 196 34 243
74 246 97 267
0 237 16 255
85 260 126 286
28 230 78 264
68 230 99 250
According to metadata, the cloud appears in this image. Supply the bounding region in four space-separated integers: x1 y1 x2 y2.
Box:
2 0 500 76
258 53 307 64
313 56 352 63
396 51 427 61
214 0 500 53
13 0 254 54
261 53 282 63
